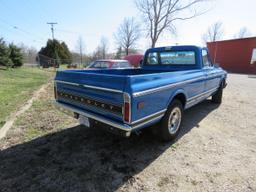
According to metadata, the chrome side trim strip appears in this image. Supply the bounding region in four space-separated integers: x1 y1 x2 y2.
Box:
185 87 219 109
132 114 164 129
55 80 79 86
131 109 167 125
133 76 205 97
187 87 219 102
55 80 123 94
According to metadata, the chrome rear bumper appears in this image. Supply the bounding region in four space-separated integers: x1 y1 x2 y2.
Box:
53 101 165 136
53 101 132 136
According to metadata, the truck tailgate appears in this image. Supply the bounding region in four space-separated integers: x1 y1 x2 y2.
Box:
55 70 127 122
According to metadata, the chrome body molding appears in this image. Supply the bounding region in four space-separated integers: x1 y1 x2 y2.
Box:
131 109 167 125
206 72 225 79
133 72 225 97
185 87 219 109
53 101 165 132
187 86 219 102
55 80 123 94
133 76 205 97
132 114 164 129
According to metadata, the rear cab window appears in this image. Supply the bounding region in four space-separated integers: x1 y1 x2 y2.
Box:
146 50 196 66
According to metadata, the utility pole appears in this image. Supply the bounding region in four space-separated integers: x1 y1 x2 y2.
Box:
47 22 57 40
47 22 59 68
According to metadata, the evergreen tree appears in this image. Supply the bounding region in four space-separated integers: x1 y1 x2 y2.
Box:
59 42 72 64
9 43 23 67
38 39 72 67
0 38 12 68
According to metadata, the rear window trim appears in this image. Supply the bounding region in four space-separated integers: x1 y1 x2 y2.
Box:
144 50 197 66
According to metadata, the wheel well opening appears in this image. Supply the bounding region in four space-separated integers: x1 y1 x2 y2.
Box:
173 93 186 107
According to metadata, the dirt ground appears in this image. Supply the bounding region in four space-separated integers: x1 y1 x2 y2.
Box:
0 74 256 192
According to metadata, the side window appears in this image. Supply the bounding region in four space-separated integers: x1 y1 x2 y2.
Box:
202 50 211 67
147 52 159 65
100 62 109 68
112 63 121 68
92 61 101 68
119 62 131 68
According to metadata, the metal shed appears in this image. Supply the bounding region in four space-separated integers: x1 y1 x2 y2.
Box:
207 37 256 74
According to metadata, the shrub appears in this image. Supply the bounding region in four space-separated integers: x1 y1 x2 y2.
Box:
0 38 13 68
9 43 23 67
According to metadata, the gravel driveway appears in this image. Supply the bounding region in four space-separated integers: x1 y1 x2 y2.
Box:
0 74 255 192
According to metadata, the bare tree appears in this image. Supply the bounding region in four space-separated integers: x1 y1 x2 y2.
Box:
234 27 251 39
202 22 224 44
114 17 141 55
19 43 38 64
136 0 208 48
99 37 108 59
76 36 85 65
92 37 109 60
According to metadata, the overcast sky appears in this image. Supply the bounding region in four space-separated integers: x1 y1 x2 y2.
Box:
0 0 255 54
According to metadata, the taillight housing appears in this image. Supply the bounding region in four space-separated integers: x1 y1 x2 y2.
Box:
123 93 131 123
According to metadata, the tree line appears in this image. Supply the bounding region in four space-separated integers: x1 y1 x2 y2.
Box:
2 0 253 68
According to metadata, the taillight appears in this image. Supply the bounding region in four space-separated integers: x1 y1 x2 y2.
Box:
123 93 131 123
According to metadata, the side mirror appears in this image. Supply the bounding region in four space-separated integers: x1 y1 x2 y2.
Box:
139 59 143 66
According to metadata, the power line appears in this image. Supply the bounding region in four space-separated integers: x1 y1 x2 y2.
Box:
0 18 45 44
55 28 101 37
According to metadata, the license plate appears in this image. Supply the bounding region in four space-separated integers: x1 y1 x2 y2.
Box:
79 115 90 127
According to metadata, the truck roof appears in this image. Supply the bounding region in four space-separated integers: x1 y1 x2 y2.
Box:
147 45 203 52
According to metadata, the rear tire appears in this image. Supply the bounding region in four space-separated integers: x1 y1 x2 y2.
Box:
212 82 223 104
158 100 183 141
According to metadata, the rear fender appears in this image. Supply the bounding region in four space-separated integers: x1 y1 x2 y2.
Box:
167 89 187 109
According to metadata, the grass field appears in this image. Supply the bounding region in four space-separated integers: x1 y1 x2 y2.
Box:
0 83 76 145
0 67 53 128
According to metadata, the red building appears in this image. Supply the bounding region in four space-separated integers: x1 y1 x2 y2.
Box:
207 37 256 74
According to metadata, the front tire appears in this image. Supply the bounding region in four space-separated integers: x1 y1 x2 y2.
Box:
212 82 223 104
158 100 183 141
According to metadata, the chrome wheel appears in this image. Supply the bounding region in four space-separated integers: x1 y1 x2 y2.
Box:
168 107 181 134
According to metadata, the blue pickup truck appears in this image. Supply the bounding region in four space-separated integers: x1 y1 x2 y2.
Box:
54 46 227 141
